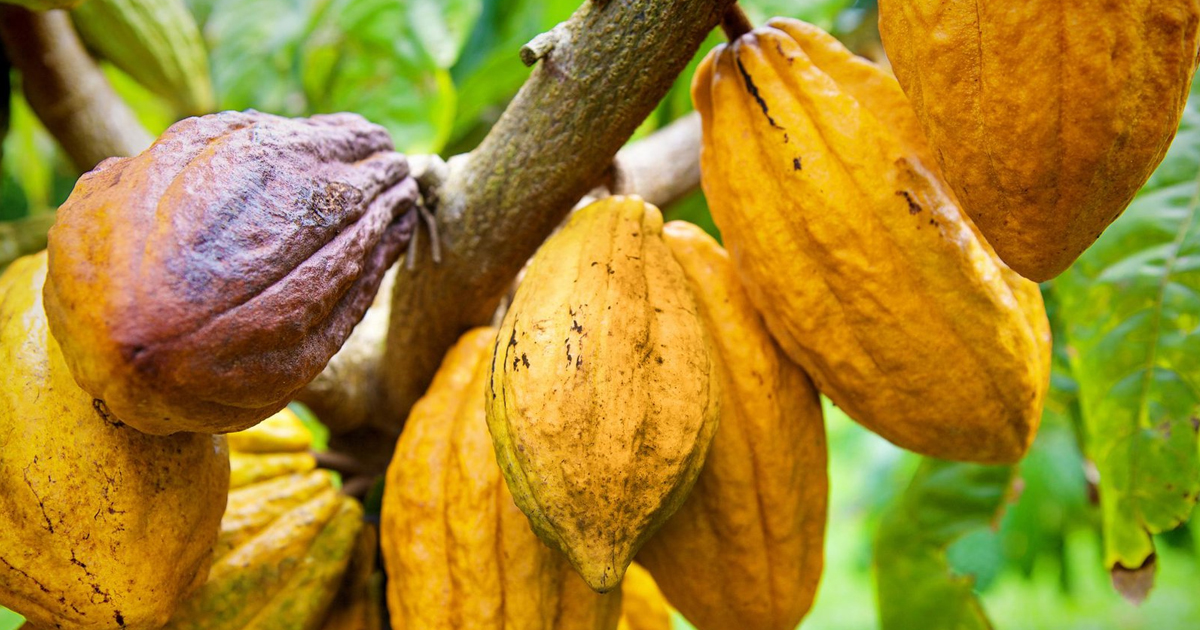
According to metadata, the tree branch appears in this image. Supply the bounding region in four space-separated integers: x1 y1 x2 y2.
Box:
609 112 701 208
379 0 733 433
0 7 152 171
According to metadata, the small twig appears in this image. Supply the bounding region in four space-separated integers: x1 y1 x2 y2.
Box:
721 5 753 41
417 202 441 264
340 475 378 499
520 26 562 67
313 449 370 477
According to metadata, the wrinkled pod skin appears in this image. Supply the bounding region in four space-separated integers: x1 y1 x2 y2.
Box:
487 196 721 592
878 0 1200 280
163 411 364 630
382 328 622 630
637 221 827 630
693 20 1051 463
0 252 230 630
45 110 420 434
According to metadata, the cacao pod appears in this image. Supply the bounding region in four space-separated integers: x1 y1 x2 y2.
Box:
486 196 720 592
382 327 622 630
637 221 826 630
164 413 363 630
693 19 1050 463
44 111 420 435
0 252 229 630
72 0 215 116
616 565 672 630
878 1 1200 281
320 525 381 630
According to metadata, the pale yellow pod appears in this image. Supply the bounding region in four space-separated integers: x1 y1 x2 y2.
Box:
382 327 621 630
486 196 720 592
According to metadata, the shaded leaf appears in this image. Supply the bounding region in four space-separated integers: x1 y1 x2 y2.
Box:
1052 80 1200 581
875 459 1016 630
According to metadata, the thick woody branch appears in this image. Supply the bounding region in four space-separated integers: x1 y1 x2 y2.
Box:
0 7 151 171
379 0 733 433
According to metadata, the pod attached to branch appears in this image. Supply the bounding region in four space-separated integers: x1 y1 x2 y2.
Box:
44 111 420 435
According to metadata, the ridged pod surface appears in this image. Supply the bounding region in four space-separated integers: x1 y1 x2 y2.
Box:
878 1 1200 280
694 19 1050 463
0 252 229 630
71 0 215 115
487 196 720 592
636 221 827 630
44 111 419 435
381 328 622 630
163 413 363 630
616 565 672 630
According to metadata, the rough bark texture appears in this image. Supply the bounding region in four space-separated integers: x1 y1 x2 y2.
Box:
0 7 152 171
380 0 734 433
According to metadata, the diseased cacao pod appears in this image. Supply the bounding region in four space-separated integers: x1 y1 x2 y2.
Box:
44 111 420 435
486 196 720 592
878 1 1200 281
163 414 363 630
616 565 672 630
694 19 1050 463
72 0 215 115
0 252 229 630
382 327 622 630
637 221 827 630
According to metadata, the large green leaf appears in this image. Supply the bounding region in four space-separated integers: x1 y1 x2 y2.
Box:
1052 80 1200 586
875 459 1016 630
302 0 456 153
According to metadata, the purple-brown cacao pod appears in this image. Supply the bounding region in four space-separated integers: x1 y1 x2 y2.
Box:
44 110 419 435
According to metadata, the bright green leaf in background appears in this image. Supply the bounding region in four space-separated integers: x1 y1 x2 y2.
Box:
1052 80 1200 585
875 459 1016 630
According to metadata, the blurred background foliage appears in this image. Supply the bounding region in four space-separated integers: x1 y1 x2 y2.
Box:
3 0 1200 629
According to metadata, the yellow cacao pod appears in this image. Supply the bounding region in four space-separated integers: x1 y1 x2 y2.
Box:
164 413 363 630
636 221 827 630
616 565 672 630
878 1 1200 280
693 19 1050 463
0 252 229 630
320 525 381 630
382 327 622 630
487 196 721 592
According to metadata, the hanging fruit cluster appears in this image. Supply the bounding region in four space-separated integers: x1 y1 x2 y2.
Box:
1 2 1197 630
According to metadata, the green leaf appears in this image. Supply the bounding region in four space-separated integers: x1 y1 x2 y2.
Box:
1051 80 1200 580
875 459 1016 630
0 607 21 630
302 0 456 153
406 0 482 69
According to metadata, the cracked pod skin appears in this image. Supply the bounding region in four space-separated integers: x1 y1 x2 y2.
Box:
382 328 622 630
0 252 230 630
486 196 720 593
44 110 420 435
879 0 1200 280
637 221 827 630
694 20 1051 463
162 410 363 630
